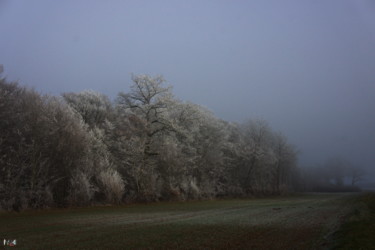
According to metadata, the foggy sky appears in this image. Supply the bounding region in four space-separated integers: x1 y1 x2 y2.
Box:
1 0 374 175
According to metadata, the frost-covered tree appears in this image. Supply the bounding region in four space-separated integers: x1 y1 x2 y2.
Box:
239 119 275 193
0 79 93 209
63 90 126 203
158 101 221 199
115 74 174 200
190 111 228 197
62 90 112 128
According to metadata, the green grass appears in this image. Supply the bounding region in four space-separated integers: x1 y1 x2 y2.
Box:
0 193 363 249
331 192 375 250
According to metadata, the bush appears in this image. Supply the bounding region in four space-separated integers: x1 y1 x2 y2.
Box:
97 169 125 204
68 171 96 206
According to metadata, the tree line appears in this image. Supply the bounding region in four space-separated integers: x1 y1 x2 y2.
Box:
0 74 300 210
301 157 364 192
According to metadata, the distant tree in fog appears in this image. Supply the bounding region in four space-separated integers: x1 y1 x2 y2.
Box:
325 158 346 186
348 165 365 186
301 157 364 192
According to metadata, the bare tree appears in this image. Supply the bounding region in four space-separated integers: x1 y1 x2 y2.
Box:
271 133 298 194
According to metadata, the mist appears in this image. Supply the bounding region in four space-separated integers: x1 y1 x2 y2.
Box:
1 0 374 184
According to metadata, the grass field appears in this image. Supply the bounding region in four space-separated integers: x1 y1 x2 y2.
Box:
0 193 370 249
330 192 375 249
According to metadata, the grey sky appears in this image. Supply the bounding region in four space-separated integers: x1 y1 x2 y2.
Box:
1 0 374 174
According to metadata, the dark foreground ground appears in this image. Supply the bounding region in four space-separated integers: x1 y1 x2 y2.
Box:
1 192 374 249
